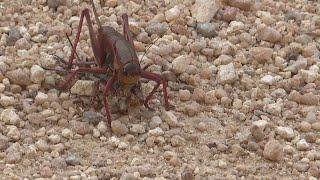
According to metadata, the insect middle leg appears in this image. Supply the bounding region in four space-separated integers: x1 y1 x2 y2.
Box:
103 77 116 127
141 70 172 111
58 67 109 89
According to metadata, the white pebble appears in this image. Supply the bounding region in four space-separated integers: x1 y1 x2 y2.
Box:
148 127 164 136
0 108 20 125
61 128 73 139
162 111 178 128
276 126 295 140
7 126 20 141
48 134 61 144
296 139 310 151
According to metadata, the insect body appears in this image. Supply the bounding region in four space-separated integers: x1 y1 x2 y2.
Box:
55 0 172 127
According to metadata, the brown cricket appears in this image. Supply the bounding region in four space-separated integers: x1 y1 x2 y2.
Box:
51 0 172 127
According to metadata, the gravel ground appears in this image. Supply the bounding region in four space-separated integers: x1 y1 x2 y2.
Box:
0 0 320 179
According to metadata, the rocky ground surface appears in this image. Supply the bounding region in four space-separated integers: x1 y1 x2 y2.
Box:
0 0 320 179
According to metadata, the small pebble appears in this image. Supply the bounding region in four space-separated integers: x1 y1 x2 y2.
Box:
296 139 310 151
47 0 61 9
72 121 92 135
192 88 205 102
171 135 186 147
148 127 164 136
48 134 61 144
111 120 128 135
205 90 217 104
36 139 50 152
185 101 201 116
225 0 253 11
66 155 81 166
250 47 273 64
191 0 220 23
7 27 22 46
263 140 283 162
197 122 207 132
162 111 178 128
5 143 22 164
7 126 20 141
250 125 264 142
257 26 282 43
35 92 49 104
130 124 145 134
0 108 20 125
30 65 45 84
0 133 9 150
304 133 317 143
93 128 100 138
145 23 169 36
217 63 238 84
165 6 180 22
5 68 31 86
293 162 310 172
70 80 95 96
221 6 238 22
299 121 312 132
149 116 163 129
196 23 217 38
172 55 191 74
61 128 73 139
179 89 191 101
276 126 295 140
312 122 320 131
97 121 108 134
40 166 53 178
83 111 103 125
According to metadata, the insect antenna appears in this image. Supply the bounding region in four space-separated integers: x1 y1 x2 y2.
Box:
65 33 82 62
139 24 172 64
139 36 161 63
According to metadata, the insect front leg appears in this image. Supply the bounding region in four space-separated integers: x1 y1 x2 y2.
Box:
103 77 116 128
131 83 145 105
140 70 173 111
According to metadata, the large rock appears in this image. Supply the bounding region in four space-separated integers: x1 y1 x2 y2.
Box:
191 0 220 23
